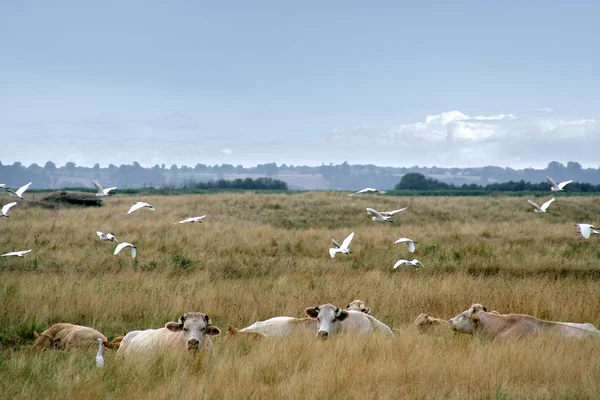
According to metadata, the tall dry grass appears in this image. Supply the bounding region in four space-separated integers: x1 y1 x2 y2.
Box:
1 192 600 398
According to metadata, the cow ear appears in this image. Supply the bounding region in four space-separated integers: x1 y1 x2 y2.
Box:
205 326 221 336
226 325 237 335
165 322 183 332
204 314 212 325
336 310 350 321
178 314 188 325
305 307 319 319
364 307 371 314
482 306 487 312
472 316 480 326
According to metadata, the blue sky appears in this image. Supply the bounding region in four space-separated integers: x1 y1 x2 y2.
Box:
1 1 599 168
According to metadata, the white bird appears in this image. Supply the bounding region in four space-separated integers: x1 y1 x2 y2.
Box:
0 202 17 217
0 184 5 188
95 338 105 368
393 259 424 270
329 232 355 258
175 215 206 224
1 249 32 257
379 207 408 217
93 180 117 197
527 198 555 213
575 223 599 239
349 188 386 196
394 237 418 252
547 176 573 192
127 202 155 214
366 208 393 223
4 182 32 199
114 242 137 258
96 231 118 242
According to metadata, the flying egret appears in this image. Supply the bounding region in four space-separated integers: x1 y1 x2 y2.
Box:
329 232 354 258
394 237 418 252
4 182 32 199
96 231 118 242
95 338 104 368
527 198 555 213
366 208 393 223
379 207 408 217
114 242 137 258
575 223 599 239
175 215 206 224
0 202 17 217
127 202 154 214
547 176 573 192
93 180 117 197
349 188 386 196
1 249 32 257
393 259 424 270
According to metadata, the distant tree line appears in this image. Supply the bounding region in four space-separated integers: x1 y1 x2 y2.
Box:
180 177 288 190
395 173 600 192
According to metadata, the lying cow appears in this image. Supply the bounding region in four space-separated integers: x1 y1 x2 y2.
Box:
448 303 600 340
305 304 393 339
117 312 221 359
346 300 371 314
33 323 115 350
414 314 448 333
239 316 316 337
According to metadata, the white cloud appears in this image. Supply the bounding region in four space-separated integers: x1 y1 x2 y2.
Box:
221 148 233 156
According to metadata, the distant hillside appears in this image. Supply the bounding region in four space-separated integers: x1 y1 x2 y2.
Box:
0 160 598 191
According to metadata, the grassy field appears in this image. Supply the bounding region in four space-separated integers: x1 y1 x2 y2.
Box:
1 192 599 399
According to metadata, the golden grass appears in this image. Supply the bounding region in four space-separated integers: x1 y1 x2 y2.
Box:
1 193 600 399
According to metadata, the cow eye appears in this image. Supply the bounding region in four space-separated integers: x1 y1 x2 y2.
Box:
183 328 188 332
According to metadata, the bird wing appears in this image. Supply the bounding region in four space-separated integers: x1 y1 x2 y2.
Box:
376 189 387 194
114 242 131 255
366 208 385 219
331 238 341 248
408 242 416 253
104 186 117 195
394 238 410 244
558 180 573 189
527 199 541 211
15 182 32 197
178 217 193 223
393 260 408 269
1 251 16 257
340 232 355 250
127 202 146 214
412 259 424 268
0 184 5 187
540 198 555 211
130 246 137 259
382 207 408 216
96 231 105 239
93 180 104 193
546 176 558 188
1 202 17 215
329 248 338 258
579 224 592 239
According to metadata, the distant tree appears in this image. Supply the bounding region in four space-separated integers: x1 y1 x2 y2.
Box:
108 164 117 170
28 163 42 172
44 161 57 170
396 173 428 190
12 161 23 168
170 164 178 172
93 163 100 170
194 163 207 172
567 161 582 172
132 161 142 169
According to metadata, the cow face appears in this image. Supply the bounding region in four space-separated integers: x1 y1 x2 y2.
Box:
33 331 55 349
414 314 443 332
165 312 221 352
305 304 349 339
447 304 487 333
346 300 371 315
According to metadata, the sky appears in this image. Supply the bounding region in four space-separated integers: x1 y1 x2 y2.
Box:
1 1 599 169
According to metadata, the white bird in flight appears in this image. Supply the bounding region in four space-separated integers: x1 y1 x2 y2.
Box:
175 215 206 224
378 207 408 217
547 176 573 192
127 202 155 214
366 208 393 223
1 249 32 257
96 231 118 242
393 259 424 270
575 223 600 239
527 198 555 213
330 232 355 258
0 202 17 217
114 242 137 258
4 182 32 199
95 338 105 368
394 237 418 252
93 180 117 197
349 188 386 196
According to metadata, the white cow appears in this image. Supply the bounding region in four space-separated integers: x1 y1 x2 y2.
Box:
304 304 393 339
117 313 221 359
239 316 316 337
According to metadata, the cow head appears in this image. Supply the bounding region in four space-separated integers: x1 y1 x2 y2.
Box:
33 331 56 349
305 304 349 339
165 312 221 352
447 304 487 333
414 314 443 332
346 300 371 314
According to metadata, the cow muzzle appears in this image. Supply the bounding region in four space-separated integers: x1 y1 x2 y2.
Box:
186 338 200 351
317 330 329 340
